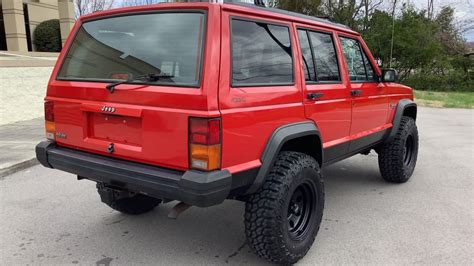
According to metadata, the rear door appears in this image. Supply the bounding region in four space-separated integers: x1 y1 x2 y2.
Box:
47 5 221 171
218 9 304 173
338 35 389 152
296 26 352 163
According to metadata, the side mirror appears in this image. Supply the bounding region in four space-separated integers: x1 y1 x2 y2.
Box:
382 69 398 82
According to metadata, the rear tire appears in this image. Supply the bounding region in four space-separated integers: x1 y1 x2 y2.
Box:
377 116 419 183
97 184 161 215
244 152 324 264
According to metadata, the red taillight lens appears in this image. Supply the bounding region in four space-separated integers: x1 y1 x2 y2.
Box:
44 101 54 122
189 118 222 171
190 118 221 145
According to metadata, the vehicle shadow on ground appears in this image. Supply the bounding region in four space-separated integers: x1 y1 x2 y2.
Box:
85 155 391 265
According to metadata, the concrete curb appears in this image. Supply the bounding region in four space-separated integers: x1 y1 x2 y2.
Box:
0 158 39 178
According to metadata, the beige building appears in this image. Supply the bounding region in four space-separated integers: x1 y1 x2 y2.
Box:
0 0 75 52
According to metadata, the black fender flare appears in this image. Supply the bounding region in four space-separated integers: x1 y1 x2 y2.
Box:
246 121 322 194
385 99 417 142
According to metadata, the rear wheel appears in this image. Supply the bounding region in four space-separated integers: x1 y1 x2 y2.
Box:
244 152 324 264
97 183 161 215
377 116 419 183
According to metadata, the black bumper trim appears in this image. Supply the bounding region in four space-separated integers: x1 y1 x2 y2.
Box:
35 141 232 207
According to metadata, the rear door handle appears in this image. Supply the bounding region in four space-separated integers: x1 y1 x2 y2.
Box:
351 90 363 97
307 92 324 100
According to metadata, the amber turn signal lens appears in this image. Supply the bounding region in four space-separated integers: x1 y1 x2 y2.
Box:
190 144 221 171
45 121 56 140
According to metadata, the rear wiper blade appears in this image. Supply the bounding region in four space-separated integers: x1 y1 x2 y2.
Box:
105 73 174 94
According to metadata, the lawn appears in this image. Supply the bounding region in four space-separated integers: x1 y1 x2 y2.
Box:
414 90 474 109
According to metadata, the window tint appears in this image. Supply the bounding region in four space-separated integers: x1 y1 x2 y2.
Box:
339 37 375 82
308 31 340 82
231 19 293 86
298 30 315 82
58 12 205 87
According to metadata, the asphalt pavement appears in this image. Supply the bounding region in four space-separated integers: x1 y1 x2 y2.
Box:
1 107 473 265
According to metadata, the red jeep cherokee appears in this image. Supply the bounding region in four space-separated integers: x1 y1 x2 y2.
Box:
36 1 418 264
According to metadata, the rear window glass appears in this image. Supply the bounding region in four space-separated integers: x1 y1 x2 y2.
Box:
57 12 206 87
231 19 293 87
298 29 340 83
308 31 340 82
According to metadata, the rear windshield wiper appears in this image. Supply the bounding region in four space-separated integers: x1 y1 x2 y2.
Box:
105 73 174 93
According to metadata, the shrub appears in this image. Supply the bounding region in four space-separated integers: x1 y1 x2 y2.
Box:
404 71 473 92
33 19 61 52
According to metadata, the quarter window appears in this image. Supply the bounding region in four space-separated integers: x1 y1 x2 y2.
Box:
231 19 293 86
297 29 340 82
339 37 376 82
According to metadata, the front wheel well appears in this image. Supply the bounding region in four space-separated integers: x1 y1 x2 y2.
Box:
403 105 417 121
280 135 323 167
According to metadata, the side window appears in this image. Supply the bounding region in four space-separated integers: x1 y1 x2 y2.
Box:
339 37 375 82
297 29 340 83
231 19 293 86
297 30 315 82
361 50 376 81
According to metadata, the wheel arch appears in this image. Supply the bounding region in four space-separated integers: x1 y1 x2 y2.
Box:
245 121 323 194
386 99 417 142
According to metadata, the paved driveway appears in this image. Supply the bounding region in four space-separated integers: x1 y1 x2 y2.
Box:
1 107 473 265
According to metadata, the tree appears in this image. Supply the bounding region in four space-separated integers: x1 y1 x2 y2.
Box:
276 0 323 16
363 6 442 80
121 0 162 6
74 0 115 18
435 6 466 55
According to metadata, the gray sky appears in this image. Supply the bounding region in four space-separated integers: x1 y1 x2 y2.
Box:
407 0 474 41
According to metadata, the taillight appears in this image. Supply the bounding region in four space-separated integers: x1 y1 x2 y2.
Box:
189 117 221 171
44 101 55 140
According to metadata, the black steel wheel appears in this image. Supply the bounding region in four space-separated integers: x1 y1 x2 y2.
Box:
287 181 316 241
403 134 415 167
245 152 324 264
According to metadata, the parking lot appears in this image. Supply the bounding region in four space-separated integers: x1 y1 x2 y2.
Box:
1 107 473 265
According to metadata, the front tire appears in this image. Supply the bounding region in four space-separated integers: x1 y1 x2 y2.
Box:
97 184 161 215
378 116 419 183
244 152 324 264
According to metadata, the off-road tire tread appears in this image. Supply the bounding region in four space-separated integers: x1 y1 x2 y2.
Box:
378 116 418 183
244 151 324 264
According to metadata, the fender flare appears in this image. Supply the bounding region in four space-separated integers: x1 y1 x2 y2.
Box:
246 121 322 194
386 99 417 142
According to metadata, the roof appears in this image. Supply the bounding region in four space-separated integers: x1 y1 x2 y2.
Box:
225 1 353 31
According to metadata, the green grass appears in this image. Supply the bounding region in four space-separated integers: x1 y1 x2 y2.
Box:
414 90 474 109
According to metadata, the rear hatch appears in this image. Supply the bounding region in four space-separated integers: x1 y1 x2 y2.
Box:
45 5 220 171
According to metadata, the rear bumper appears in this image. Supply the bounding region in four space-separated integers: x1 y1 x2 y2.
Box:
35 141 232 207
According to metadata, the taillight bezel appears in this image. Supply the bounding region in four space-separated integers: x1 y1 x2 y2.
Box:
44 101 55 141
189 117 222 171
